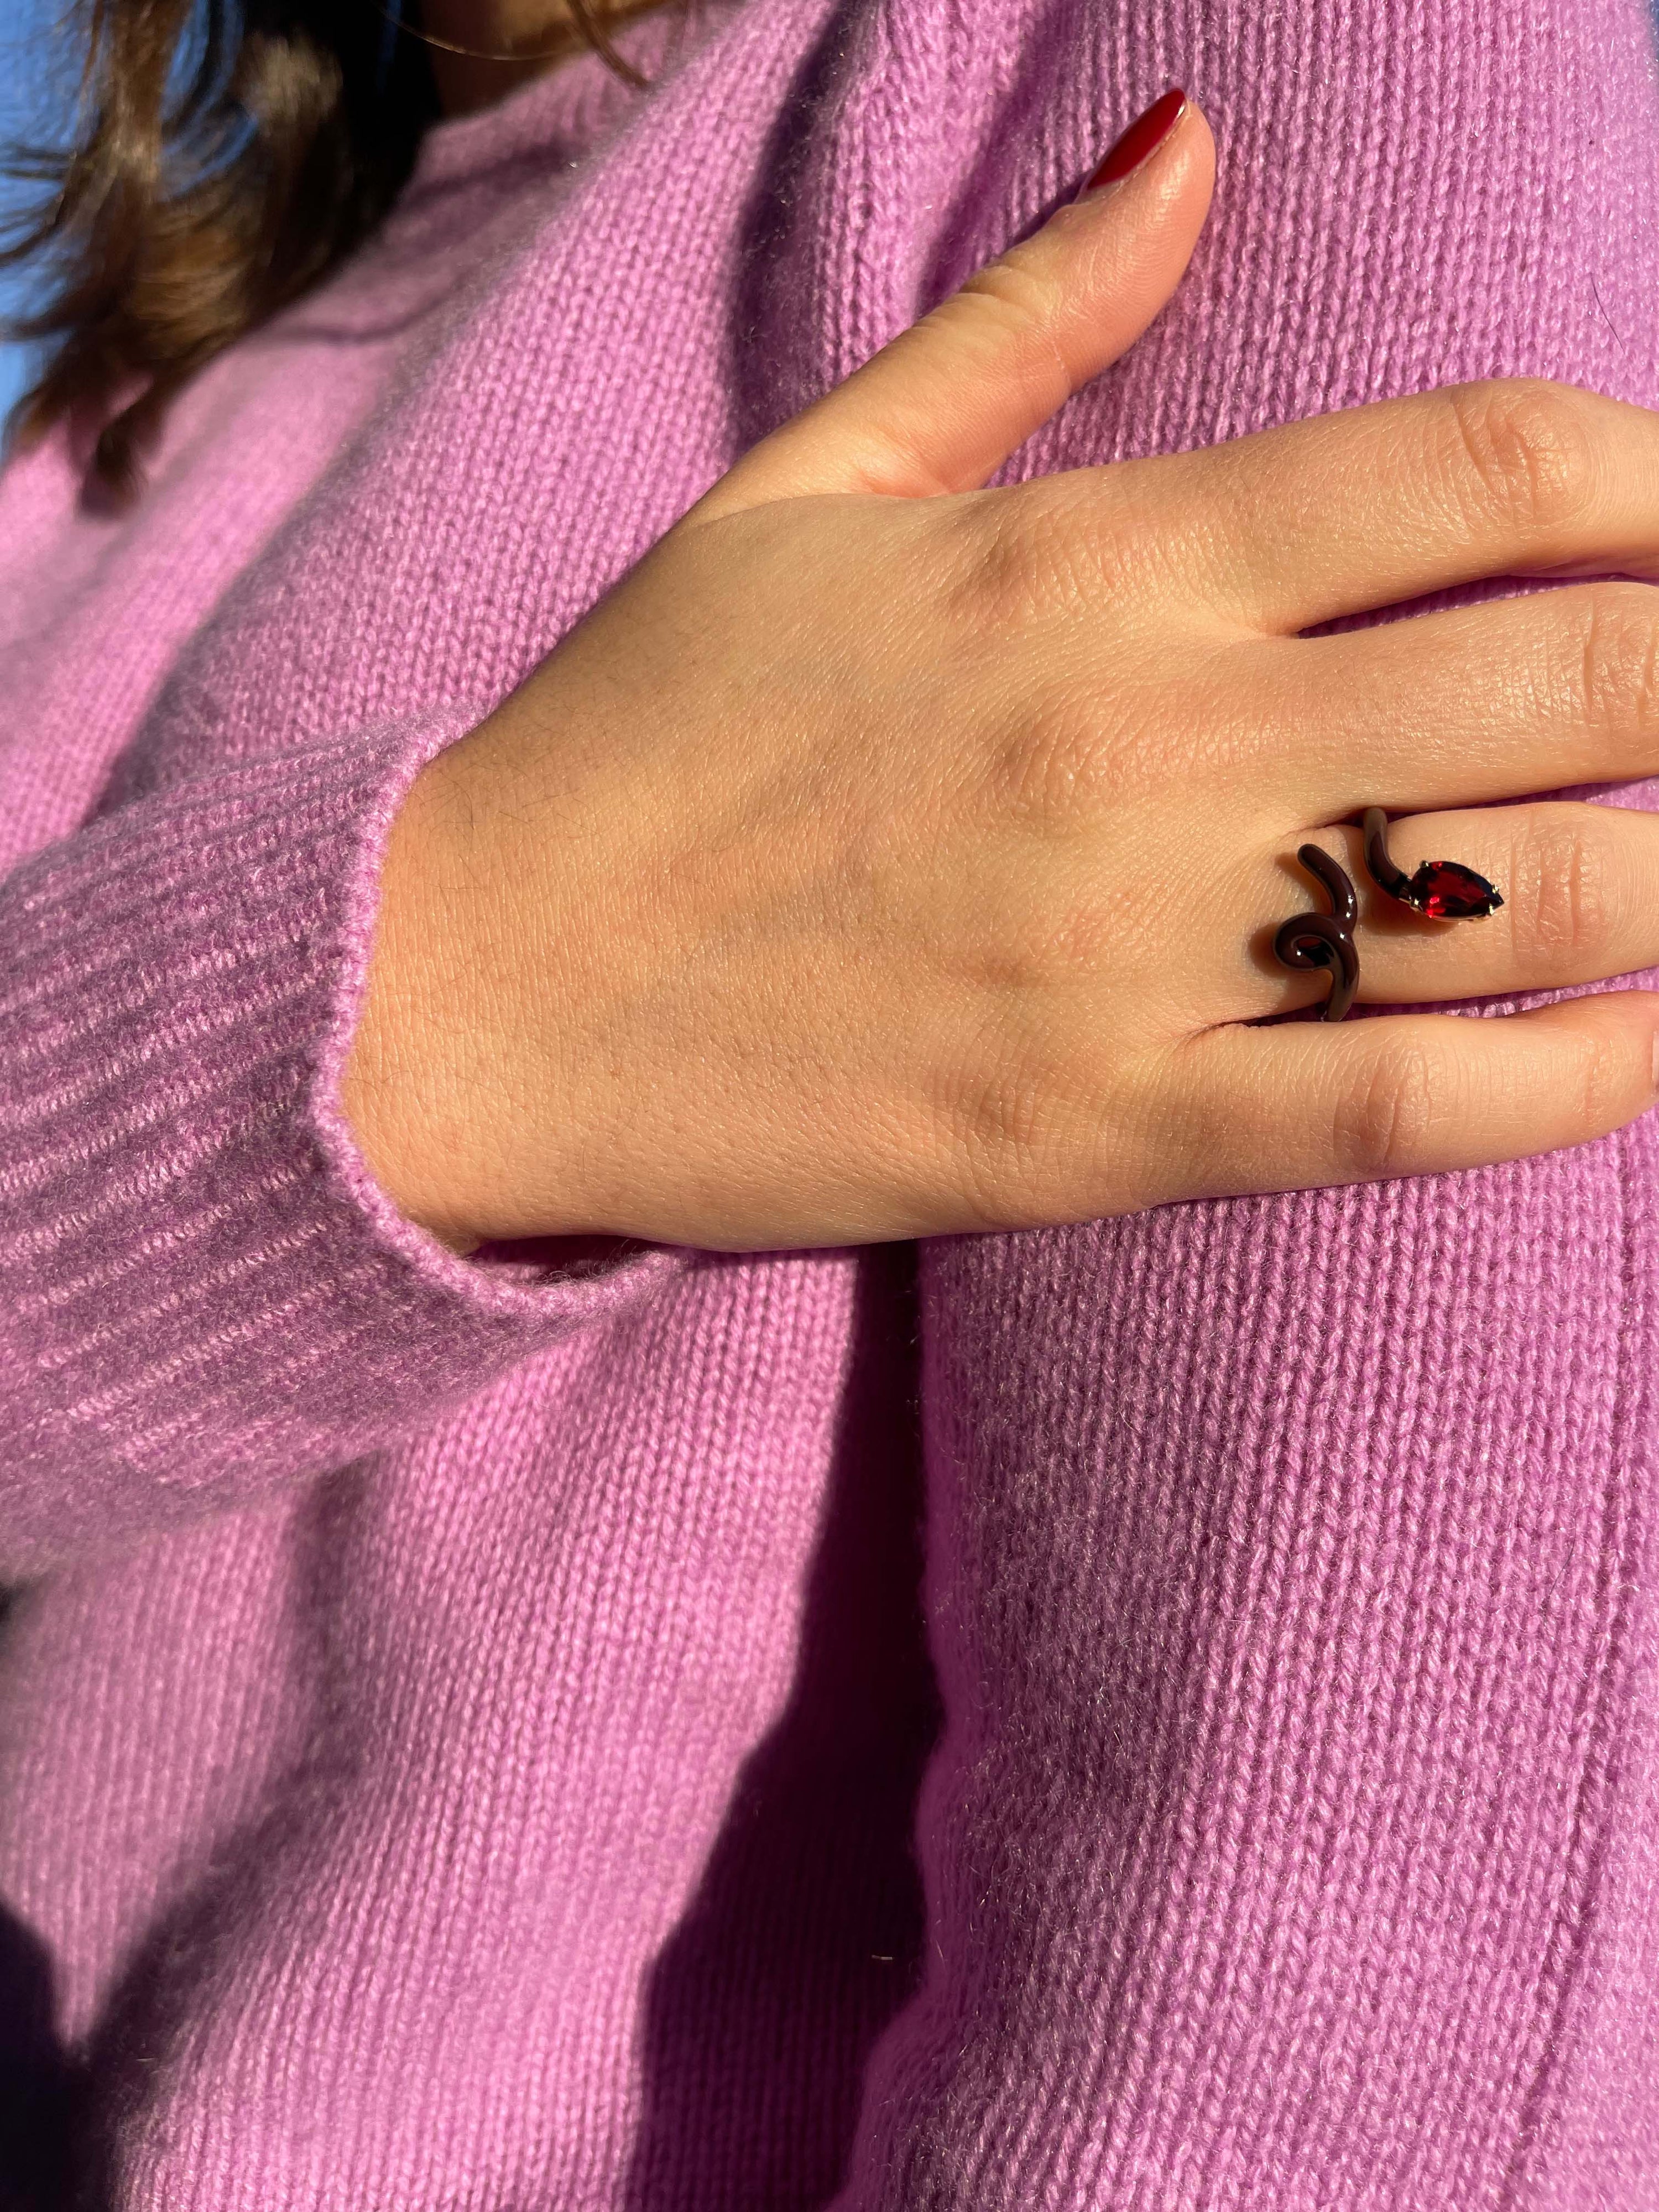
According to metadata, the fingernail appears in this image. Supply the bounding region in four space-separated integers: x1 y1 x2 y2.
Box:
1076 87 1189 200
1650 1026 1659 1098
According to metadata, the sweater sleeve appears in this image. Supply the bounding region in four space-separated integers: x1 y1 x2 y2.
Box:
0 706 681 1578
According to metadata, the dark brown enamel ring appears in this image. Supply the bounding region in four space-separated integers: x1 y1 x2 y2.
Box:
1274 844 1361 1022
1274 810 1505 1024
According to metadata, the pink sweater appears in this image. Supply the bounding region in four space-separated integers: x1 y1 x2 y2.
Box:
4 0 1659 2202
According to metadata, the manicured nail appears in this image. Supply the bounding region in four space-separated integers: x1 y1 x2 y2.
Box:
1076 87 1188 199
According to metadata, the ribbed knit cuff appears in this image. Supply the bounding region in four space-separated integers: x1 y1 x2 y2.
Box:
1 710 682 1575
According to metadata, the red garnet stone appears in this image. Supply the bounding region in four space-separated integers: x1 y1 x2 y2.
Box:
1404 859 1504 920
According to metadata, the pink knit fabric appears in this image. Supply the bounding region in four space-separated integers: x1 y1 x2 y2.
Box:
3 0 1659 2202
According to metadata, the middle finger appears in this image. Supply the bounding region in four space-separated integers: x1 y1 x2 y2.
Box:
1243 580 1659 818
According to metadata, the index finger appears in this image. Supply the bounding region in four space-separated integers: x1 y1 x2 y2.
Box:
1111 378 1659 635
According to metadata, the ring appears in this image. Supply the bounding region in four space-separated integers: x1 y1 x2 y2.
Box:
1273 807 1505 1023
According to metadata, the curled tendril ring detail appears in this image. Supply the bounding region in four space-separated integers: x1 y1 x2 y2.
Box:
1274 843 1360 1024
1274 808 1505 1022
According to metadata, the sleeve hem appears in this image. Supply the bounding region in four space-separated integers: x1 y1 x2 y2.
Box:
304 702 686 1327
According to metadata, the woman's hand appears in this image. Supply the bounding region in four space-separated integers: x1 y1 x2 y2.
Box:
342 91 1659 1254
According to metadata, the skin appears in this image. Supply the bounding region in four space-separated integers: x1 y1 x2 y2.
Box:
340 95 1659 1255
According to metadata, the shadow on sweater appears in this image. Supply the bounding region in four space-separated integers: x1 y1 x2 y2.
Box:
620 1239 942 2212
0 1232 939 2212
0 1906 81 2212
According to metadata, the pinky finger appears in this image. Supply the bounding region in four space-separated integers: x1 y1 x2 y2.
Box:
1155 990 1659 1202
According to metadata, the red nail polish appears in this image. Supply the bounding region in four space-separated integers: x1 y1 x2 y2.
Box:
1078 86 1188 196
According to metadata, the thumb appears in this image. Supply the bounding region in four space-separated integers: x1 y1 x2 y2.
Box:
697 87 1215 519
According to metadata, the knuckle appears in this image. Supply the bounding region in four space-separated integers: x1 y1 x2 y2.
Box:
958 481 1126 632
953 253 1070 362
939 1036 1159 1227
1440 379 1599 540
1569 584 1659 741
1507 815 1610 963
1331 1029 1438 1181
989 695 1125 828
938 1046 1057 1222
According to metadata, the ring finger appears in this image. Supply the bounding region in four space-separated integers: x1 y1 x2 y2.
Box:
1243 799 1659 1013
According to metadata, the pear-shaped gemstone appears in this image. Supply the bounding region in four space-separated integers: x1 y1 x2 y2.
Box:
1404 860 1504 920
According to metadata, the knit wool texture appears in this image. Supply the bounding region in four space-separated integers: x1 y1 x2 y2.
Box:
3 0 1659 2203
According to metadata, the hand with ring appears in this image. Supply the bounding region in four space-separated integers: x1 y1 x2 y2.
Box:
341 90 1659 1254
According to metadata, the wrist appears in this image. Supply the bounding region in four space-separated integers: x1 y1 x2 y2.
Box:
340 731 518 1255
341 689 639 1253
